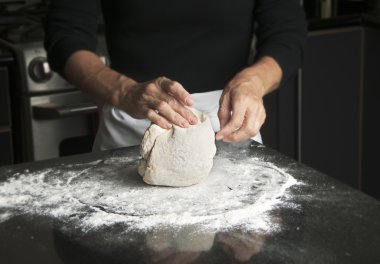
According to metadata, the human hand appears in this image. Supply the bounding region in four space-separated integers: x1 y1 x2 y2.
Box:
215 72 266 142
119 76 198 129
217 231 267 262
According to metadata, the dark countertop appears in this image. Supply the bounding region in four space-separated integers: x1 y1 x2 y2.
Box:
1 141 380 264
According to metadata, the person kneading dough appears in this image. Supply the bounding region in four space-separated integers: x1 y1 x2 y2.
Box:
45 1 307 164
138 109 216 187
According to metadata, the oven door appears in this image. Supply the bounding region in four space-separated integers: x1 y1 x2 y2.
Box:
27 91 98 161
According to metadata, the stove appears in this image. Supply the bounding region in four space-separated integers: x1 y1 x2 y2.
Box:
0 1 109 162
0 1 76 94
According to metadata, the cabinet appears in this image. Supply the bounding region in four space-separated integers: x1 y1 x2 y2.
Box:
301 27 362 189
263 26 380 199
0 131 12 166
262 75 298 160
362 27 380 199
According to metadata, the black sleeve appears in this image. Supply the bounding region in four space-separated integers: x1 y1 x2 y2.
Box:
253 0 307 81
44 0 100 77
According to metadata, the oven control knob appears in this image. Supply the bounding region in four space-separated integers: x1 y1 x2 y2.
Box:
28 57 53 83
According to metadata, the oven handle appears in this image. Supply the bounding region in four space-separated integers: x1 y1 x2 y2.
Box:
33 102 98 119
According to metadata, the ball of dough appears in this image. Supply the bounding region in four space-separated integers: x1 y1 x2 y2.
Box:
138 108 216 187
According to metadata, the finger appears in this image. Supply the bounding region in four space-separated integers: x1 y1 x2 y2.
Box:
217 92 231 131
147 82 197 126
157 77 193 106
172 104 198 125
154 101 190 128
151 248 174 263
223 115 258 142
146 109 172 129
156 92 198 125
216 100 245 141
224 108 265 142
171 252 201 264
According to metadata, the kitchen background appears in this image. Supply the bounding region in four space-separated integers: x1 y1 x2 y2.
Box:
0 0 379 198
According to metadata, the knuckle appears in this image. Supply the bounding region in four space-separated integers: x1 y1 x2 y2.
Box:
146 83 156 93
172 113 181 122
153 120 163 128
157 101 167 110
243 97 252 104
230 120 242 129
249 124 260 136
169 81 179 91
218 112 228 121
167 85 177 95
156 76 166 83
172 113 183 125
219 106 229 113
156 117 166 126
184 109 194 118
246 126 256 135
165 96 177 106
171 81 180 87
218 108 229 118
141 92 150 101
156 76 169 88
146 109 156 119
230 134 240 142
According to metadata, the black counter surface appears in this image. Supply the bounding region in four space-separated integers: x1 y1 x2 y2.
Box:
0 141 380 264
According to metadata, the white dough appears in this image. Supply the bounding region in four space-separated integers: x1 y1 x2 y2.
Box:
138 108 217 187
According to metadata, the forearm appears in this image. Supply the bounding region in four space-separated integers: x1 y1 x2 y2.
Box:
234 56 283 97
254 0 307 81
64 50 136 107
64 50 197 128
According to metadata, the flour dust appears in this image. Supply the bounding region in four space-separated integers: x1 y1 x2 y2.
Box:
0 153 300 234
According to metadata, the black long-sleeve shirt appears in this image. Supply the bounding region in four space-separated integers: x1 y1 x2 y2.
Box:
45 0 307 94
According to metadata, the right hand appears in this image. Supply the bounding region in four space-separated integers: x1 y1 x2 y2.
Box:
118 76 198 129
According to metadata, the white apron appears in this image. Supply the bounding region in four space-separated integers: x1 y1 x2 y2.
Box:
92 90 262 151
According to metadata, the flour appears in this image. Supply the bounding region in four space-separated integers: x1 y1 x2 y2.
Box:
0 151 300 235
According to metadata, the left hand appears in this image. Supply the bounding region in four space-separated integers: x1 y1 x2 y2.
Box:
215 72 266 142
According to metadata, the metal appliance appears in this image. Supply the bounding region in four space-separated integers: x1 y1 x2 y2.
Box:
0 1 108 162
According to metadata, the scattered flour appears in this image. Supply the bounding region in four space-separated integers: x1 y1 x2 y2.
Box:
0 153 300 234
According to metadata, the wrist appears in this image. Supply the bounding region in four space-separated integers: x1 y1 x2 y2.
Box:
105 70 137 108
237 56 283 96
80 65 137 108
230 70 266 98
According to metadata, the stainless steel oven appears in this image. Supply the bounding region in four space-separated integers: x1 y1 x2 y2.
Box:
25 89 99 161
6 40 107 162
0 2 108 162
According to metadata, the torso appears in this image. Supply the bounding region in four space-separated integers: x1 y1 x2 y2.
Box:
101 0 256 93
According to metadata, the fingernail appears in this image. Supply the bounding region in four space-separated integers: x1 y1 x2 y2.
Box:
165 123 172 129
189 116 198 125
180 120 189 127
215 134 223 141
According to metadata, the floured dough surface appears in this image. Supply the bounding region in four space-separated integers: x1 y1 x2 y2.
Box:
138 108 216 187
